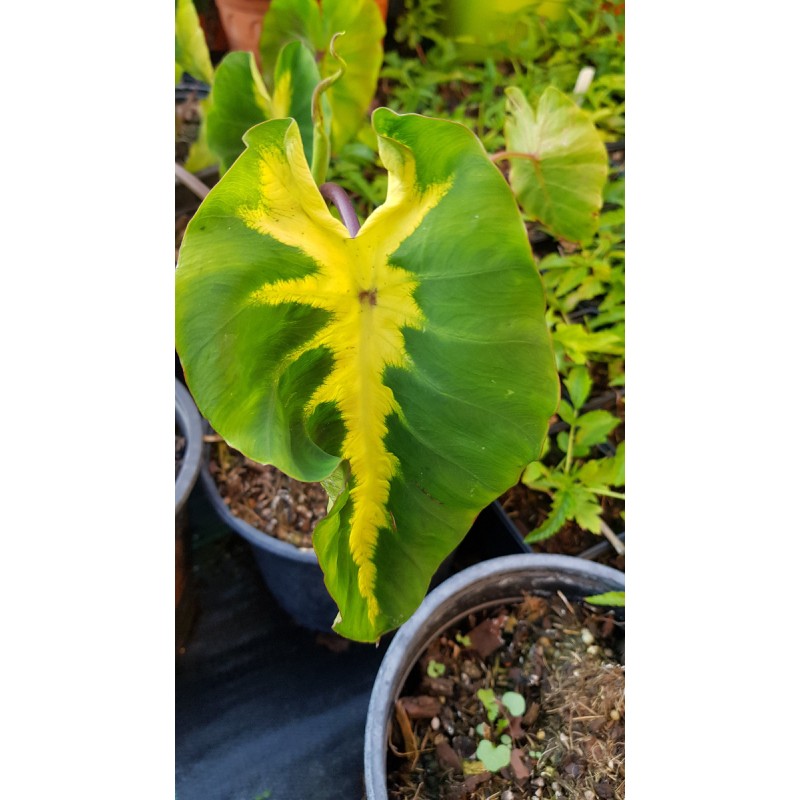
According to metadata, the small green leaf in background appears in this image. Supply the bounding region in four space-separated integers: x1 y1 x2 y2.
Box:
259 0 385 152
557 398 577 426
524 475 605 541
521 460 549 489
572 409 620 456
578 441 625 489
504 85 608 244
584 590 625 607
564 365 592 412
476 740 511 773
570 482 605 533
524 481 574 542
551 323 624 366
175 0 214 85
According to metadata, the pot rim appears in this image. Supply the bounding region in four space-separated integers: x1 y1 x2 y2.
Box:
199 435 319 565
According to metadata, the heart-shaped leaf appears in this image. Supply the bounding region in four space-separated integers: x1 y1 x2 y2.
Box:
476 740 511 773
501 691 526 717
258 0 385 152
175 109 559 641
504 86 608 244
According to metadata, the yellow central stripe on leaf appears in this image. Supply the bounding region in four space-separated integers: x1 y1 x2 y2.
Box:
271 70 292 119
238 136 451 624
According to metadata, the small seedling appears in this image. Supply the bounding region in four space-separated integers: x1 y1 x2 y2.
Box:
584 590 625 606
426 659 446 678
473 689 527 772
501 691 525 717
477 688 501 721
455 632 472 647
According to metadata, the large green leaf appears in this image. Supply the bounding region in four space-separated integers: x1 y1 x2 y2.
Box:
504 86 608 244
206 52 273 174
175 0 214 85
175 109 559 641
205 45 321 174
258 0 385 153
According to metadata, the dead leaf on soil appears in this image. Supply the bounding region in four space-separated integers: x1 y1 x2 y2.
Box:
465 613 508 659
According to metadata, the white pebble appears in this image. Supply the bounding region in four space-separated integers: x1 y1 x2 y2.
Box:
581 628 595 645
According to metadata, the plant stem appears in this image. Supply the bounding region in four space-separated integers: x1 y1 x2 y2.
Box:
320 182 361 237
310 31 346 185
490 151 540 165
589 487 626 500
564 425 576 474
599 518 625 555
175 163 210 200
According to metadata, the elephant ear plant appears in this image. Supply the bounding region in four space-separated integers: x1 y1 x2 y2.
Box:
175 109 559 642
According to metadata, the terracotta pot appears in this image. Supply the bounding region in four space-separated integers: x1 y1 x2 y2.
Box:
214 0 270 64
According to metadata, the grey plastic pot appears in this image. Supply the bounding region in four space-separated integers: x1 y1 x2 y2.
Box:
175 379 203 515
363 553 625 799
176 379 204 653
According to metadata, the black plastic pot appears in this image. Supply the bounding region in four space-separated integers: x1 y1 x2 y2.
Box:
199 452 340 633
199 438 531 635
363 553 625 799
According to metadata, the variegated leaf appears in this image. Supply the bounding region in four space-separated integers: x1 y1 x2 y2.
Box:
176 109 559 640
